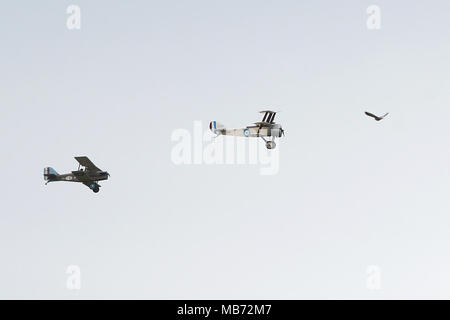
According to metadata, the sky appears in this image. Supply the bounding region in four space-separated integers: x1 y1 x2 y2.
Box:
1 0 450 299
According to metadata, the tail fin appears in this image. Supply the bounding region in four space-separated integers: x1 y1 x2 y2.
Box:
209 121 225 134
44 167 59 181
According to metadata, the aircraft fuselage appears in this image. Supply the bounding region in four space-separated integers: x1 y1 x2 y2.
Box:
47 171 109 183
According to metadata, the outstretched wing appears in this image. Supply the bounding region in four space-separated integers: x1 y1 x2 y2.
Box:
75 156 101 172
259 110 277 124
365 111 377 119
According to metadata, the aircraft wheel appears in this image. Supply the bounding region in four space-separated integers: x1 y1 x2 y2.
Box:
266 141 276 149
93 186 100 193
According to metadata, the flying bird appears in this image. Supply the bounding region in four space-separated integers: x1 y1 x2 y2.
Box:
365 111 389 121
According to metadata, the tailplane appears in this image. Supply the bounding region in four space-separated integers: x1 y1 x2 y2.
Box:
209 121 225 134
44 167 59 182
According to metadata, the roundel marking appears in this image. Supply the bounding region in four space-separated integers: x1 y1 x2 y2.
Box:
243 129 250 137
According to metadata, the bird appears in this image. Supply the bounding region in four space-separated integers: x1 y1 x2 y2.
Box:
365 111 389 121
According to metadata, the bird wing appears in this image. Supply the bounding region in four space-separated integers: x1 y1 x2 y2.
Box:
365 111 377 118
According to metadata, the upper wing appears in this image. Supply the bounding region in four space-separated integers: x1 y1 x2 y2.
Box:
254 121 271 127
259 110 277 124
74 156 101 172
365 112 377 118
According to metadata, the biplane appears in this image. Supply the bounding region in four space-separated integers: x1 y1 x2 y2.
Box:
210 110 284 149
44 156 109 193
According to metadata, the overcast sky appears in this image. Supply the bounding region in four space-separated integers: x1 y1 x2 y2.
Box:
1 0 450 299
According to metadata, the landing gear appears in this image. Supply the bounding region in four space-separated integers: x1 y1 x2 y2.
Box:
261 137 277 150
266 141 276 149
90 183 100 193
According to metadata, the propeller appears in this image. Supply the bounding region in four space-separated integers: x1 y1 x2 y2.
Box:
280 128 285 137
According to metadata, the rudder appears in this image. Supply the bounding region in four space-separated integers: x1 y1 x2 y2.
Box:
209 121 225 134
44 167 59 181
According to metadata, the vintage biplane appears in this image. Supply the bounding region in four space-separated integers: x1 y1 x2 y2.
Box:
209 110 284 149
44 156 109 193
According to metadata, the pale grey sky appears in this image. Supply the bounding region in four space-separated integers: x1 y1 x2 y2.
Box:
1 0 450 299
